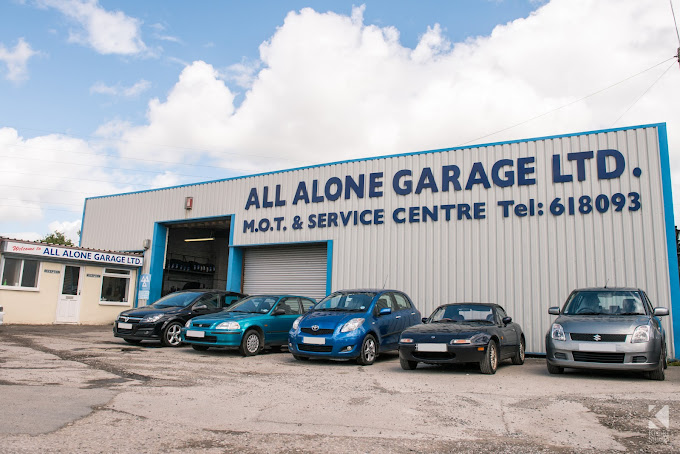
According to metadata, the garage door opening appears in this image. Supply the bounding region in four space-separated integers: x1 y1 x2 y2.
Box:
162 218 230 296
242 243 328 301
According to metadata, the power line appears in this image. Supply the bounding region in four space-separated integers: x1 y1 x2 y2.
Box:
0 197 83 207
0 204 80 213
458 57 676 146
0 170 155 188
8 142 258 174
612 61 676 126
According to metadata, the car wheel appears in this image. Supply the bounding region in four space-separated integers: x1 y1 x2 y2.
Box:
239 329 262 356
511 337 525 365
191 345 209 352
356 334 377 366
479 340 498 374
546 360 564 375
400 357 418 370
647 347 666 381
293 354 309 361
124 338 142 345
161 322 183 347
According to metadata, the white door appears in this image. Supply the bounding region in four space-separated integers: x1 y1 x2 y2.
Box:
56 265 81 323
242 244 328 301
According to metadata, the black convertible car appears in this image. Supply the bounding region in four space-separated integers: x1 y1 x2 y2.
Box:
398 303 525 374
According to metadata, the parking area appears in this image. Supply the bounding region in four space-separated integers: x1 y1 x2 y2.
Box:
1 325 678 453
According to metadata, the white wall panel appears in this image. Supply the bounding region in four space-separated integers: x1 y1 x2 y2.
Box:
81 125 677 355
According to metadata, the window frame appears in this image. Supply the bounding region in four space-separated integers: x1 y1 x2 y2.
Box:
98 268 133 306
0 256 41 291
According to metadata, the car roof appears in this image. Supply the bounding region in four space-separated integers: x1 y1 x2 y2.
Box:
572 287 642 292
170 289 246 295
244 294 313 299
332 289 401 294
438 302 503 308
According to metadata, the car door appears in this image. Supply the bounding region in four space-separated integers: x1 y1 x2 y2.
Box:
392 292 418 330
373 293 399 350
267 297 303 344
495 306 517 358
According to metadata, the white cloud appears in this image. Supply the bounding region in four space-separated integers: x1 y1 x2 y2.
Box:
0 38 39 82
90 79 151 97
37 0 147 55
47 219 81 243
0 127 139 224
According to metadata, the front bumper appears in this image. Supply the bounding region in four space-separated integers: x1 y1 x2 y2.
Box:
113 321 163 340
288 328 365 359
181 327 243 346
399 343 488 364
546 335 663 371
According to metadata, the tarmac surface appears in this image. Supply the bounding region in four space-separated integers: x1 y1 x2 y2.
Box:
0 324 678 453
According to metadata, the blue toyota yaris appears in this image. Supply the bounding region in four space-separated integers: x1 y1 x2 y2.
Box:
288 289 421 365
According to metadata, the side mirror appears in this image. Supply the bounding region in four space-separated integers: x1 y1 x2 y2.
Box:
193 304 208 311
502 316 512 325
421 317 428 323
548 307 560 315
653 307 669 316
379 307 392 316
273 308 286 316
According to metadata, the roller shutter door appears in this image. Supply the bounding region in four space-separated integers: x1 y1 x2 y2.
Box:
242 244 327 300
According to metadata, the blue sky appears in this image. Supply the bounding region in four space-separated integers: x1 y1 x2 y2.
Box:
1 0 679 243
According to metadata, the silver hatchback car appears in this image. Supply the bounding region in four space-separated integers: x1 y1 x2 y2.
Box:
545 288 669 380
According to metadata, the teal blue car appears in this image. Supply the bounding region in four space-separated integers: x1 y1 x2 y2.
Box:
182 295 316 356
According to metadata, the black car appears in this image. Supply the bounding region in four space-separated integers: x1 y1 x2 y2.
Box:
113 290 246 347
398 303 525 374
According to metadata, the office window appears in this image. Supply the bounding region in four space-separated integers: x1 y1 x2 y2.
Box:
1 258 39 289
100 268 131 303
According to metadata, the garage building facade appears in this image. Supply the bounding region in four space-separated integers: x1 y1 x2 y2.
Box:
80 124 680 356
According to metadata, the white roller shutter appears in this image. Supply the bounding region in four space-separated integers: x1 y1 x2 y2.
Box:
243 244 327 300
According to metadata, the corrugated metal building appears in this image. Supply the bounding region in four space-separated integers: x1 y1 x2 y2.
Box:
80 123 680 355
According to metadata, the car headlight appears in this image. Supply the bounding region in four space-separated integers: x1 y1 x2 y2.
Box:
400 337 414 343
340 318 365 333
216 321 241 330
185 320 192 328
292 316 303 330
632 325 650 343
141 314 164 323
551 323 566 341
450 339 471 344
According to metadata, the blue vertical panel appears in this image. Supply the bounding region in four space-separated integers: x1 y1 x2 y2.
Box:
148 223 167 303
657 124 680 359
226 247 244 293
326 240 333 296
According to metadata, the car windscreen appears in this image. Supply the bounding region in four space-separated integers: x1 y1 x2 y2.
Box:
313 292 375 312
228 296 279 314
151 292 200 308
562 290 646 315
429 304 495 323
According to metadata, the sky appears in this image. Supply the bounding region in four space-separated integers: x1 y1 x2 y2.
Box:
1 0 680 244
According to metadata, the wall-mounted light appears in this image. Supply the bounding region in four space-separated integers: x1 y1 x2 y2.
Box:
185 197 193 210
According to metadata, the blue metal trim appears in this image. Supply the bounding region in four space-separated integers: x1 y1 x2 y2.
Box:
657 124 680 360
326 240 333 296
84 123 667 200
132 269 140 308
79 200 87 247
226 222 243 293
148 223 168 303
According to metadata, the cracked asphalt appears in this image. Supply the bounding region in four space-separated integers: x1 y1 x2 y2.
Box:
0 324 678 453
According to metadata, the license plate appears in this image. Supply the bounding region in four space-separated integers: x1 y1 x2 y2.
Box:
578 342 616 352
187 330 205 338
303 336 325 345
117 322 132 329
416 343 448 352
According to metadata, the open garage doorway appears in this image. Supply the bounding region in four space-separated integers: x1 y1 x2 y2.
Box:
161 217 231 296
